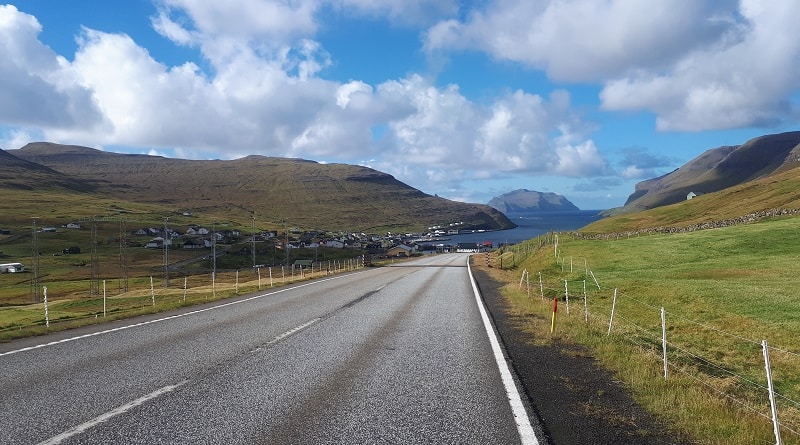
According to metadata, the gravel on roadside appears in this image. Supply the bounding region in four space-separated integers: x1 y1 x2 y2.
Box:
471 266 695 445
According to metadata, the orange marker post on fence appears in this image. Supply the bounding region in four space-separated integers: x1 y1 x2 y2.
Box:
550 296 558 333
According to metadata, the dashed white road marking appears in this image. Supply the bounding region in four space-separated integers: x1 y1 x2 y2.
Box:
0 272 363 358
37 380 188 445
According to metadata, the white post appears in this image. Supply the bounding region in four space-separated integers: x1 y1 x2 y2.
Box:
519 269 527 289
150 276 155 306
539 272 544 300
607 288 618 335
554 233 558 257
584 258 588 276
526 270 530 299
183 276 187 302
257 267 261 290
269 267 274 287
763 340 783 445
564 280 570 315
281 266 285 281
583 280 588 323
235 270 239 294
43 286 49 328
103 280 107 318
211 271 215 299
570 256 573 273
661 307 668 379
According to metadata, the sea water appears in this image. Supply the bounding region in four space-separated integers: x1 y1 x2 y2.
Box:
448 210 605 246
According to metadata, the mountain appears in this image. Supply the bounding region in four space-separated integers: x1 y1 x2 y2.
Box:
487 189 580 213
0 148 94 192
619 131 800 213
7 142 515 232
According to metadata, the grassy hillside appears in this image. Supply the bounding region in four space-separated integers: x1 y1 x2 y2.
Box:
620 131 800 213
483 215 800 444
583 164 800 234
7 143 513 232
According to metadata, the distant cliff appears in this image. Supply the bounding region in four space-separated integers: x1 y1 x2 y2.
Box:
488 189 580 213
618 131 800 213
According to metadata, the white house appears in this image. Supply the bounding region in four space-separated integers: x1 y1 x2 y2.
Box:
687 192 697 200
0 262 24 273
145 237 165 248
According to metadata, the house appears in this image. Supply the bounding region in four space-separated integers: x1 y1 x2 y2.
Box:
325 240 345 249
62 246 81 254
387 244 414 257
0 229 11 235
0 262 24 273
65 223 81 229
293 259 313 269
182 239 206 249
145 237 165 248
456 243 483 253
687 192 697 200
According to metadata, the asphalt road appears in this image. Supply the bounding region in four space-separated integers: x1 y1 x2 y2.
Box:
0 253 541 444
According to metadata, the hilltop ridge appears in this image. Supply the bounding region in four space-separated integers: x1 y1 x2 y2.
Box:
619 131 800 213
6 143 515 232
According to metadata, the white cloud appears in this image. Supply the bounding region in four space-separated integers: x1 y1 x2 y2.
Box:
0 128 40 150
601 0 800 131
425 0 736 82
335 0 459 26
0 5 104 129
552 140 609 177
154 0 319 47
426 0 800 132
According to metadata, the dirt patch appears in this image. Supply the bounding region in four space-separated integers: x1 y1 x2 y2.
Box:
472 267 695 445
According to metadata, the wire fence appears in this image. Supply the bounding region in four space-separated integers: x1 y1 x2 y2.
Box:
503 235 800 445
0 258 365 339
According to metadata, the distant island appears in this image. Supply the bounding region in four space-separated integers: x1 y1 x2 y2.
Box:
487 189 580 213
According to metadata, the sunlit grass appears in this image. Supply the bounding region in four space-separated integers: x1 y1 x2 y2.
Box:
479 216 800 444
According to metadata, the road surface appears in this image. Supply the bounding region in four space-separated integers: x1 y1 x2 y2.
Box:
0 253 539 444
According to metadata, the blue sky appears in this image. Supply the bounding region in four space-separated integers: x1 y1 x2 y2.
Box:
2 1 799 210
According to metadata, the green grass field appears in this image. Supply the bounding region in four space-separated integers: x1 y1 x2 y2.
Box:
484 215 800 444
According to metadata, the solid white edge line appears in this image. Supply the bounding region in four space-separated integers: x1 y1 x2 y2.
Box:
37 380 188 445
1 272 364 358
467 257 540 445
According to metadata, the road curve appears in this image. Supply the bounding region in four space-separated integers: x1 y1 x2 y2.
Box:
0 253 540 444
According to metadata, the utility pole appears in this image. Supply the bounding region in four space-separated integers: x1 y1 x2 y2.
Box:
284 219 289 269
30 218 40 303
119 218 129 293
90 217 99 296
163 217 170 287
251 215 256 269
212 220 217 276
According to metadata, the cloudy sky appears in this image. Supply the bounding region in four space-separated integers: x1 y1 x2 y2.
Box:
2 1 799 210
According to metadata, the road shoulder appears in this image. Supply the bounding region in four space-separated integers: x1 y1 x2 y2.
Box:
471 267 694 445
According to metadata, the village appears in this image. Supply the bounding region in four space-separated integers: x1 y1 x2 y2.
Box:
0 221 495 274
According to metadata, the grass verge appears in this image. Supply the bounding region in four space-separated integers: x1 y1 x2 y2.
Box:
477 216 800 444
